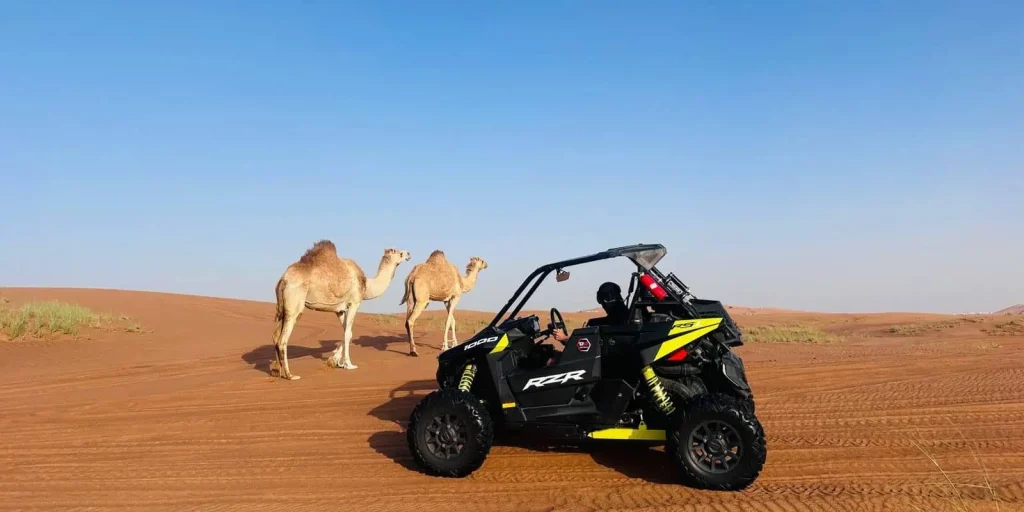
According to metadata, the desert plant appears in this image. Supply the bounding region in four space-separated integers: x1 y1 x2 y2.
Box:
888 317 979 337
983 319 1024 336
889 323 925 336
1 300 143 340
902 419 1001 512
742 324 840 343
370 314 401 328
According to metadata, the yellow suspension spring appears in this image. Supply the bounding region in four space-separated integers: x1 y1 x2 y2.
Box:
458 364 477 392
642 366 675 415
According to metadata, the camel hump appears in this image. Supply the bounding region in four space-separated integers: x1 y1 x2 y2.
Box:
298 239 338 264
426 250 447 263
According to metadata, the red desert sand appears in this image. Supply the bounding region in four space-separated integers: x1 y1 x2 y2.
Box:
2 288 1023 511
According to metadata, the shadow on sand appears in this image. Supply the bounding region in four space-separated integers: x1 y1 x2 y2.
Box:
366 379 439 475
368 379 438 424
241 340 339 376
242 333 433 375
366 380 680 484
352 335 415 355
368 431 423 473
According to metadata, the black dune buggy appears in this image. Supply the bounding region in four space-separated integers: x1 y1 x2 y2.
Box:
405 244 766 490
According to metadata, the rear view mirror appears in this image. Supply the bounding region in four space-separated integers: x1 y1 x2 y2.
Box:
556 269 570 282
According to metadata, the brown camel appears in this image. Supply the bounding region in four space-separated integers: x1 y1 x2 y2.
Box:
400 250 488 356
272 240 410 379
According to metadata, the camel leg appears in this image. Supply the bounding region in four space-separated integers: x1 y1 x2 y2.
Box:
444 296 461 348
405 299 428 356
441 300 453 350
329 310 348 368
449 307 459 346
340 303 359 369
275 311 302 380
272 316 284 373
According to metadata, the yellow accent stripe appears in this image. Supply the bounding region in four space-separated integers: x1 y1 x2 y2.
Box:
587 428 667 441
502 402 516 409
668 318 723 337
653 318 723 361
489 334 509 353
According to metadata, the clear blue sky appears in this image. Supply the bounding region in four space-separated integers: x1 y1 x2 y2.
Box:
1 1 1021 314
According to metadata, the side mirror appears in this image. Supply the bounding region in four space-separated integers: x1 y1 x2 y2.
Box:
555 269 570 282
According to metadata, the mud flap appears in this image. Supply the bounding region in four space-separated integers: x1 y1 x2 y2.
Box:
720 351 751 398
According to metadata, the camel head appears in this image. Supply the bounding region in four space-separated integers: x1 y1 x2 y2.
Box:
467 256 488 273
383 248 412 266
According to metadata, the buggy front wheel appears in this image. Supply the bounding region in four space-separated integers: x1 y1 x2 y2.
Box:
406 389 494 477
667 394 766 491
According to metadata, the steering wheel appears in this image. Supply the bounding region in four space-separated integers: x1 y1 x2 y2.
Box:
549 308 568 338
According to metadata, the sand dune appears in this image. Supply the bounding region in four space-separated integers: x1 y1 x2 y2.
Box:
2 288 1022 511
996 304 1024 315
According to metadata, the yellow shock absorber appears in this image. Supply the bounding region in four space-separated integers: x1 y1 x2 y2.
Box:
642 366 675 415
458 364 477 392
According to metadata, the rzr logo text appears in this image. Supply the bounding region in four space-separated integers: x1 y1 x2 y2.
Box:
523 370 586 390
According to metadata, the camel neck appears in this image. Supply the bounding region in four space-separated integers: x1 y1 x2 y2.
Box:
363 258 398 299
461 268 480 293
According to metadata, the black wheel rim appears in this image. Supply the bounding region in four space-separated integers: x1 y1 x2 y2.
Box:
424 413 468 460
687 420 743 474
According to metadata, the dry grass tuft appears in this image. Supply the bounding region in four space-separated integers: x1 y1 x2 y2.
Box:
370 312 494 338
983 319 1024 337
889 323 926 336
742 324 840 344
419 316 491 336
902 419 1002 512
889 316 988 337
0 300 144 340
369 314 401 328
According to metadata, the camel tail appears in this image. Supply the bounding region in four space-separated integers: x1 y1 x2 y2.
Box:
274 278 287 322
399 275 411 306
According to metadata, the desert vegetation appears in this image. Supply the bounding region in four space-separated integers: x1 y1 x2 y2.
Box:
370 310 582 340
888 316 986 336
741 323 841 343
0 298 142 340
902 419 1003 512
983 318 1024 336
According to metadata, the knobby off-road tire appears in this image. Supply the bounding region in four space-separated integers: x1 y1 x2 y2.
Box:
406 389 494 477
667 394 767 491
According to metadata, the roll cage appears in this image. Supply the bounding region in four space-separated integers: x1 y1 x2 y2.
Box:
488 243 700 329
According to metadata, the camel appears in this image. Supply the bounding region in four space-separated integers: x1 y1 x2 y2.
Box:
272 240 410 380
400 250 488 356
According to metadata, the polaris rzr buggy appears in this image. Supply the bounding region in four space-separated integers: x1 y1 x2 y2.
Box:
405 244 766 490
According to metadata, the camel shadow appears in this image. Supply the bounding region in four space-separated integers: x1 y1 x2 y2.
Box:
352 335 413 355
367 380 679 484
241 340 337 376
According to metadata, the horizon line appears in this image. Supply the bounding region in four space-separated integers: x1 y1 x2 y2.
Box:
1 285 1006 317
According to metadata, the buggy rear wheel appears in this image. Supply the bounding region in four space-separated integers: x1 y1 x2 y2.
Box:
406 389 494 477
667 394 766 491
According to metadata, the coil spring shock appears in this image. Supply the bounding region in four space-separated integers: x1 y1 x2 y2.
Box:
642 366 675 415
458 364 477 392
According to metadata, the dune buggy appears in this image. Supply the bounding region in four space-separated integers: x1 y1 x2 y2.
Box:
405 244 766 490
